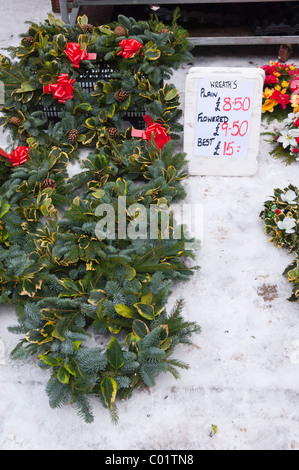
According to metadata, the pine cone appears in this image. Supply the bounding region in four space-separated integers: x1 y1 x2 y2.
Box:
42 178 56 189
114 26 126 36
114 90 129 102
82 24 94 34
160 28 170 34
22 36 35 46
106 127 119 139
68 129 79 143
9 117 22 126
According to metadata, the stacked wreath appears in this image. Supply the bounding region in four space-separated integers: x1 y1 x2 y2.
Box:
0 12 200 423
260 184 299 303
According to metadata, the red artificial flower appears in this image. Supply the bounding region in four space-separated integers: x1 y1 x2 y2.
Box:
43 73 75 104
264 74 279 85
9 146 30 167
270 89 291 109
296 137 299 144
293 148 299 154
288 69 298 77
64 42 96 69
117 39 143 59
144 122 171 150
262 64 277 74
294 118 299 127
290 78 299 94
275 209 281 214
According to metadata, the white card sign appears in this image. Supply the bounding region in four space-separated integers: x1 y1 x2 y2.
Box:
184 67 265 176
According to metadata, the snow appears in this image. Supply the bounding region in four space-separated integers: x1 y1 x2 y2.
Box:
0 0 299 451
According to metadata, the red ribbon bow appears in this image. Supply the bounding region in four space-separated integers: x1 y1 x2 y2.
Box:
65 42 97 69
0 145 30 167
117 39 143 59
43 73 75 104
131 115 171 150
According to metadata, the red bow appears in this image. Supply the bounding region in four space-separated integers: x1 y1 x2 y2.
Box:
65 42 97 69
0 146 30 167
117 39 143 59
131 115 171 150
290 78 299 94
43 73 75 104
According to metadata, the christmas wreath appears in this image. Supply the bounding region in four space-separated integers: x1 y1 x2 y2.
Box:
0 12 200 423
260 184 299 303
0 10 193 153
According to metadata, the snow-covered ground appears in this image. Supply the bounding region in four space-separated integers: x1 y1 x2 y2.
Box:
0 0 299 451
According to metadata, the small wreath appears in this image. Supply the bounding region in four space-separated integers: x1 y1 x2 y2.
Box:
260 184 299 304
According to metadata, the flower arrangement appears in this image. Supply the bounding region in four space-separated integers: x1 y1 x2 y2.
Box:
261 61 299 121
264 112 299 164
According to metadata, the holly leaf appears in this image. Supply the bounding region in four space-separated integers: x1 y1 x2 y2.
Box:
57 366 70 384
144 47 161 61
38 354 64 367
74 103 92 113
132 319 150 338
134 303 155 320
114 303 135 318
164 88 178 101
106 337 124 370
100 377 117 408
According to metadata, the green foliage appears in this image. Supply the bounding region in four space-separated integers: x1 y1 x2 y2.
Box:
283 255 299 302
0 10 200 424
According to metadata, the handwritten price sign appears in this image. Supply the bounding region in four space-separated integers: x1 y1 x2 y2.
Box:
184 68 265 176
194 78 254 159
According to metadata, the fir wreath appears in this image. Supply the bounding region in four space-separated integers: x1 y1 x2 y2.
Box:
0 10 193 153
0 12 200 423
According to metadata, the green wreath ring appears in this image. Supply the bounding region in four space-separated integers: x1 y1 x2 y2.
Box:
0 11 193 154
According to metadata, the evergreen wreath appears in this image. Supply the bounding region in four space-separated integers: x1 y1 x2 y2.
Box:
0 10 193 153
0 12 200 423
260 184 299 303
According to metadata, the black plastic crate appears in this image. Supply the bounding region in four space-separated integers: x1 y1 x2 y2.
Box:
39 62 148 129
77 62 115 90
